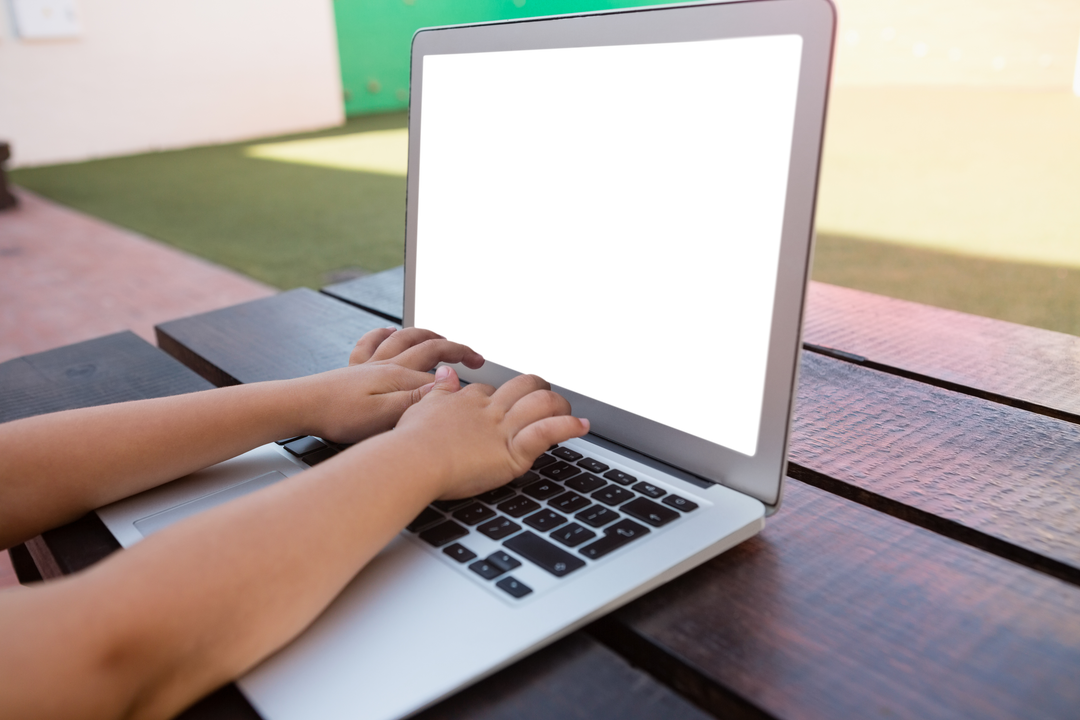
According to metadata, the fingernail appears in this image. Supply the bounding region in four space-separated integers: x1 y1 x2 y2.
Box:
435 365 451 380
386 326 398 331
579 418 590 432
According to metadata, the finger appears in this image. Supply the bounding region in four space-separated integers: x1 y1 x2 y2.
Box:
395 338 485 372
367 325 438 360
417 364 461 399
348 327 398 365
503 389 572 434
371 328 486 369
512 416 590 463
490 374 552 411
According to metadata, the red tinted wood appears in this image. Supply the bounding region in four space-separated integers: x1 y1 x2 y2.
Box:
804 282 1080 421
791 351 1080 583
603 479 1080 720
156 288 393 387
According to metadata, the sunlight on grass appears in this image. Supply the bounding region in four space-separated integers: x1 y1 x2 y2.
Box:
245 128 409 177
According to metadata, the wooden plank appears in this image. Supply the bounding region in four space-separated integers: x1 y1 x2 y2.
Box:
804 282 1080 422
791 351 1080 584
414 633 712 720
600 478 1080 720
321 266 405 323
156 289 395 387
0 331 213 424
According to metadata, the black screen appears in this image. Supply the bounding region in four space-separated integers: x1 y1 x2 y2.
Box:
416 39 799 451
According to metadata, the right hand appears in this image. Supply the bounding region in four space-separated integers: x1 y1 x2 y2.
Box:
395 366 589 500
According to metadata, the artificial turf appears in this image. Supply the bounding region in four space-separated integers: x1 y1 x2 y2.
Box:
11 112 1079 337
11 113 411 291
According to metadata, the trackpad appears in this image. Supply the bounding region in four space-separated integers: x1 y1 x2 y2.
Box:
134 470 287 537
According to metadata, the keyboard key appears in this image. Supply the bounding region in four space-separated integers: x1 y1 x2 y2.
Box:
522 479 564 500
302 446 338 466
283 436 327 457
496 576 532 598
663 494 699 512
431 498 473 512
497 495 541 518
551 447 583 462
477 517 522 540
579 519 650 559
632 482 666 499
442 543 477 563
524 509 568 532
603 469 637 486
419 520 469 547
487 551 522 573
592 486 634 506
565 473 606 494
622 497 679 527
505 532 586 577
538 461 581 482
576 505 619 527
577 457 609 473
275 436 304 445
475 486 516 505
550 523 596 548
453 502 496 526
469 560 505 580
509 471 540 489
406 507 443 533
531 454 558 471
549 491 591 514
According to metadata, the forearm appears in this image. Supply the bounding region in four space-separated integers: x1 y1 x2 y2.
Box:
0 380 319 549
0 430 443 720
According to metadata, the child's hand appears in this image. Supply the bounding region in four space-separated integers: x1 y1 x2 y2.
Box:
395 366 590 500
296 327 484 443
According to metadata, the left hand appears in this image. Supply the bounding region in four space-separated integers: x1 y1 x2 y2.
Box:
294 327 484 443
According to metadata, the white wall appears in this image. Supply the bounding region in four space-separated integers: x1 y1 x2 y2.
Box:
0 0 344 167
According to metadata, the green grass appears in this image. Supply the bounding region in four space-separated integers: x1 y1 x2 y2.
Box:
12 117 1079 337
813 234 1080 336
12 113 410 291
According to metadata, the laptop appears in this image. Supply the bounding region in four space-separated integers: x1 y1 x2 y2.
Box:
97 1 835 718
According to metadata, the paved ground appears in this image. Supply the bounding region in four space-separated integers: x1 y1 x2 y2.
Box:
0 187 276 587
0 188 275 363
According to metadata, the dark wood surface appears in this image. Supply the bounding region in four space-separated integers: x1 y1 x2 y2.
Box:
604 479 1080 720
804 281 1080 422
10 273 1080 716
0 331 213 424
156 289 395 387
152 285 1080 719
321 266 405 322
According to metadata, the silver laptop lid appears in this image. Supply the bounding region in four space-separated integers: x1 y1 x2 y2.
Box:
404 0 835 511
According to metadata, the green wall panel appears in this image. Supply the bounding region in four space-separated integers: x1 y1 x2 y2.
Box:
333 0 689 116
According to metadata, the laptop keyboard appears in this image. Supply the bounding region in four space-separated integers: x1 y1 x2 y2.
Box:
276 436 703 603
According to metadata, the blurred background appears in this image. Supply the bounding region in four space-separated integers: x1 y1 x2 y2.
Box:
2 0 1079 334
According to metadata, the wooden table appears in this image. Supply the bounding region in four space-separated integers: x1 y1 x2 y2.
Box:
6 267 1080 719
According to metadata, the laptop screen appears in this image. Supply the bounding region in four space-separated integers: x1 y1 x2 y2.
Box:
413 34 803 458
